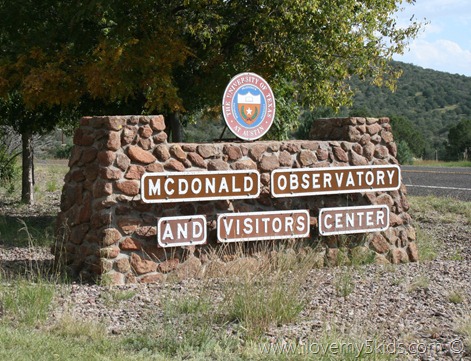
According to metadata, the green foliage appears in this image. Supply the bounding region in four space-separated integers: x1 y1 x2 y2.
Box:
124 295 238 359
334 269 355 298
414 226 442 262
0 324 157 361
409 195 471 224
0 280 55 326
265 78 301 141
1 1 421 130
412 160 471 167
389 115 425 157
347 62 471 159
457 315 471 354
446 118 471 160
54 144 73 159
225 275 304 339
0 216 56 247
448 291 465 304
396 140 414 165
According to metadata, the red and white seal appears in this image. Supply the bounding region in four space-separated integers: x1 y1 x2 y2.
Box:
222 72 276 141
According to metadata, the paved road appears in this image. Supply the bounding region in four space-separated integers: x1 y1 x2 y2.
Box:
401 165 471 201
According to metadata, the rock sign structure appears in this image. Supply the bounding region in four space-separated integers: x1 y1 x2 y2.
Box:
55 116 416 284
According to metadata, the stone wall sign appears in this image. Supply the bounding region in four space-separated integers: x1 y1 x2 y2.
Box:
318 205 390 236
141 170 260 203
271 165 401 197
217 210 310 242
157 215 207 248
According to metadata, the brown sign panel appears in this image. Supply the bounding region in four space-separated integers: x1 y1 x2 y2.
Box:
217 210 310 243
157 215 207 247
141 170 260 203
271 165 401 197
318 205 389 236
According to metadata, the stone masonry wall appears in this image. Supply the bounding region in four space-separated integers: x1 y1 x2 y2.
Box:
54 115 416 284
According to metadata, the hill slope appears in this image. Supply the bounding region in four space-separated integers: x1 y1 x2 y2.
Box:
349 62 471 158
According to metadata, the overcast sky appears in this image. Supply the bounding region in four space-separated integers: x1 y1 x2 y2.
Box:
393 0 471 76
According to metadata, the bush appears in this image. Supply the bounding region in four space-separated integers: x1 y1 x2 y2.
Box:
396 140 414 165
54 143 73 159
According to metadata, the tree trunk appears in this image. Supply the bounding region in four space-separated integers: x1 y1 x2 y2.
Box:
166 112 183 142
21 130 34 204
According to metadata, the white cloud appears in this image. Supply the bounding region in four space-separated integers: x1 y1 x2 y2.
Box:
398 38 471 75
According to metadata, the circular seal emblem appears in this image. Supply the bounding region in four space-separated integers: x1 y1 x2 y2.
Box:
222 72 276 141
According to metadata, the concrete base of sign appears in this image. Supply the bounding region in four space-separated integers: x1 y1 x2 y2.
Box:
54 115 416 284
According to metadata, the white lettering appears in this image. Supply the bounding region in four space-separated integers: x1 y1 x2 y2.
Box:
365 171 374 186
164 178 174 195
301 173 310 189
346 172 355 187
277 175 287 191
273 218 282 233
244 176 253 192
243 218 253 234
387 170 395 185
222 218 233 236
376 171 385 185
296 216 306 232
162 223 173 240
346 213 355 228
219 178 229 193
232 176 241 192
335 173 344 187
191 178 202 194
290 173 299 190
356 171 364 186
178 179 189 194
177 223 188 239
285 217 294 232
324 214 333 229
312 173 321 189
324 173 332 189
377 210 385 226
148 179 160 196
366 211 374 226
206 178 215 194
193 221 203 238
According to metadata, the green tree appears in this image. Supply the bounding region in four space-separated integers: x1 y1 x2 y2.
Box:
0 94 76 203
175 0 422 139
1 0 422 132
0 0 188 202
446 119 471 160
396 140 414 165
0 0 422 202
389 115 425 158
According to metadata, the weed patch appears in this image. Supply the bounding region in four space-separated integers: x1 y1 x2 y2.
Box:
409 195 471 224
0 216 55 247
334 269 355 298
456 314 471 354
414 226 442 261
0 280 55 326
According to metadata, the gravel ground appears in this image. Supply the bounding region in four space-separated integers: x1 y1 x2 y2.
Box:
0 185 470 360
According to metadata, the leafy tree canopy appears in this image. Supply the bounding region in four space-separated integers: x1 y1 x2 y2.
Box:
0 0 421 123
446 118 471 160
389 115 425 158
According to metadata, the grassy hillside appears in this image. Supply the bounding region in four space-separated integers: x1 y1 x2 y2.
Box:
347 61 471 159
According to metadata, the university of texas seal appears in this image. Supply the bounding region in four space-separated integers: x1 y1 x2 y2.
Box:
222 72 276 141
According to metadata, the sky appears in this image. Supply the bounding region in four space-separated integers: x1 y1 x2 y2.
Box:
393 0 471 76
